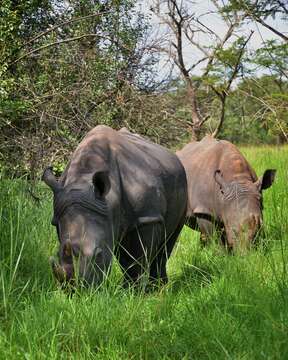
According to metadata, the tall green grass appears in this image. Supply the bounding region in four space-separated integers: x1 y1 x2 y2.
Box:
0 146 287 359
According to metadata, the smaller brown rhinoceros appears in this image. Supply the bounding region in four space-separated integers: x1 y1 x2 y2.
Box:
177 136 276 251
42 125 187 288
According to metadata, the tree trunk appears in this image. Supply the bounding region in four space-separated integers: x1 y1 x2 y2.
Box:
185 76 203 141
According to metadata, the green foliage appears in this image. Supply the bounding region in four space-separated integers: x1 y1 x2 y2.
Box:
222 0 288 20
203 36 249 92
253 40 288 76
0 145 288 358
226 75 288 144
169 74 287 146
0 0 156 176
0 0 287 176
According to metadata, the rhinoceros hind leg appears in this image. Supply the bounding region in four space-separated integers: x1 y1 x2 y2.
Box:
197 218 213 242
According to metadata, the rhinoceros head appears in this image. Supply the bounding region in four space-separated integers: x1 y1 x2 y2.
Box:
214 168 276 251
42 167 113 287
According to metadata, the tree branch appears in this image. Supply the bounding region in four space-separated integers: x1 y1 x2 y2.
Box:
24 11 110 47
9 31 133 67
9 34 103 66
212 31 254 137
1 11 110 67
254 16 288 42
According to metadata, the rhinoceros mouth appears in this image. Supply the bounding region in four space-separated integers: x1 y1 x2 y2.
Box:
50 255 78 288
50 256 69 283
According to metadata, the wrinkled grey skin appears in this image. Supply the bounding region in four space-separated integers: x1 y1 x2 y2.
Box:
177 136 276 250
43 126 187 287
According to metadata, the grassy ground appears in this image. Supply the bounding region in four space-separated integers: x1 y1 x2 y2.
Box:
0 145 287 359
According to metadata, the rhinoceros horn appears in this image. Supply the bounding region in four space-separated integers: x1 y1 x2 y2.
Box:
50 256 66 283
63 241 73 258
42 167 62 193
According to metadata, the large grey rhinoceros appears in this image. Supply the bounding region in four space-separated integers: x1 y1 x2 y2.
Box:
177 136 276 251
43 125 187 287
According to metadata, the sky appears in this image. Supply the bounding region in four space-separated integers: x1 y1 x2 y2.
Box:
137 0 288 79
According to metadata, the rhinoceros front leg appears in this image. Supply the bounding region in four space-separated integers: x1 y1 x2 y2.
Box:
197 217 217 247
118 222 168 289
186 215 218 247
197 216 228 249
117 234 144 288
149 220 184 287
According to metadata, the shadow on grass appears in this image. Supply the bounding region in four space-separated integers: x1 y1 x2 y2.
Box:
169 248 224 294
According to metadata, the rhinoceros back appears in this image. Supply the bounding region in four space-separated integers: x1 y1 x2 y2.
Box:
62 125 187 238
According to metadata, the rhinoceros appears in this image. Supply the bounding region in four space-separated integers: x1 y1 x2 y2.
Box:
43 125 187 287
177 136 276 251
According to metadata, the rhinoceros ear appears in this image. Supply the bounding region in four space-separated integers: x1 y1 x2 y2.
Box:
42 167 62 193
256 169 276 191
214 169 228 193
92 170 111 198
